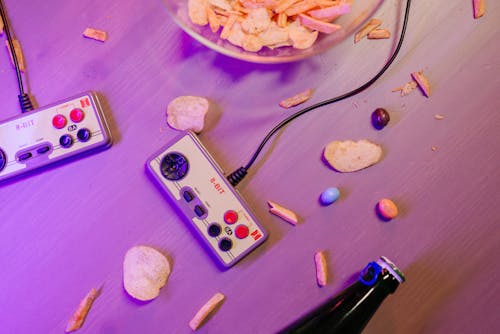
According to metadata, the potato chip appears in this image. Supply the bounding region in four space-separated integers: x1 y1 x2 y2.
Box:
167 96 210 133
82 28 107 42
66 288 100 332
308 2 351 21
367 28 390 39
411 70 431 97
123 246 171 301
189 0 209 25
473 0 485 19
354 18 381 43
299 14 341 34
279 88 313 108
323 139 383 173
315 251 328 287
268 201 299 225
189 292 225 330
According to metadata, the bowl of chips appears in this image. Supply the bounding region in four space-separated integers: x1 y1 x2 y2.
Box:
162 0 385 64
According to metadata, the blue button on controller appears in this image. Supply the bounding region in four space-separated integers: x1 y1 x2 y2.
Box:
0 149 6 171
59 134 73 148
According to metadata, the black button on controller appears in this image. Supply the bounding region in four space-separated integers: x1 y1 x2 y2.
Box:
0 149 6 171
160 152 189 181
59 134 73 148
219 238 233 252
77 128 91 142
208 224 222 237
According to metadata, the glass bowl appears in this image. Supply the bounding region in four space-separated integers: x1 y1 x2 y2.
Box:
161 0 384 64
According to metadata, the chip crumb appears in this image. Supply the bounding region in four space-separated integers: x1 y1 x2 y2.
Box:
431 146 437 151
65 287 100 333
434 114 445 120
367 28 391 39
315 251 328 287
268 201 298 225
472 0 485 19
189 292 225 331
5 40 25 72
279 88 313 108
83 28 107 42
392 81 418 96
0 14 4 34
354 18 382 43
411 70 431 97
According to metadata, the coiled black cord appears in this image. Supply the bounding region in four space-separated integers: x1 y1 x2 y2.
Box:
228 0 412 187
0 0 34 113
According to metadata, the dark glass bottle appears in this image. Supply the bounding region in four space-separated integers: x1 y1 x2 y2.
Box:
279 256 405 334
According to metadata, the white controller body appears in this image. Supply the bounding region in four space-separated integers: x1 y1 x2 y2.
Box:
146 132 267 268
0 92 112 184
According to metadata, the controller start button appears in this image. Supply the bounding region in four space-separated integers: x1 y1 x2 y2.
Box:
70 108 85 123
52 114 67 129
219 238 233 252
224 210 238 225
59 134 73 148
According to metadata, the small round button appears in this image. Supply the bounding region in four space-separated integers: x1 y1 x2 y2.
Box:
219 238 233 252
70 108 85 123
77 128 91 142
160 152 189 181
59 134 73 148
235 225 249 239
224 210 238 225
0 149 6 171
208 224 222 237
52 114 67 129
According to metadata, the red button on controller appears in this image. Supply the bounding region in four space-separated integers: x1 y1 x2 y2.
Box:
235 225 249 239
52 114 67 129
70 108 85 123
224 210 238 225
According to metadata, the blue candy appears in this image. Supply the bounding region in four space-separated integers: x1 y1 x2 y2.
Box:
320 187 340 206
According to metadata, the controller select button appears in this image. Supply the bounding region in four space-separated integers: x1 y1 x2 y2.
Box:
59 134 73 148
224 210 238 225
194 205 206 218
235 225 249 239
0 149 7 171
37 146 51 154
70 108 85 123
52 114 67 129
160 152 189 181
77 128 92 142
208 224 222 237
18 152 33 162
219 238 233 252
183 190 195 203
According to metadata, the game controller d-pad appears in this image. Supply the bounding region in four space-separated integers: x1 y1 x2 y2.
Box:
160 152 189 181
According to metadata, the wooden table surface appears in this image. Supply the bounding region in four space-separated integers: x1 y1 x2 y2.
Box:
1 0 499 333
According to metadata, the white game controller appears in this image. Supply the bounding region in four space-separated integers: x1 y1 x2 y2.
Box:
146 132 267 268
0 92 112 184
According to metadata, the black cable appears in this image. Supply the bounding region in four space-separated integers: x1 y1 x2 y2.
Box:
228 0 412 187
0 0 34 112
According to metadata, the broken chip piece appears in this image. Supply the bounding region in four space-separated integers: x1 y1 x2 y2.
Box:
5 39 25 72
189 292 225 330
0 14 4 35
83 28 107 42
411 70 431 98
123 245 171 302
279 88 313 108
65 287 100 333
472 0 485 19
354 18 382 43
367 28 391 39
315 251 328 287
166 96 210 133
268 201 298 225
392 80 418 96
323 139 383 173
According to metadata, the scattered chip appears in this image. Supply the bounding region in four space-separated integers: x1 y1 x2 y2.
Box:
123 245 171 301
0 15 4 35
434 114 445 120
65 287 100 333
323 139 383 173
279 88 313 108
83 28 107 42
411 70 431 98
431 146 438 151
392 81 418 96
5 40 25 72
189 292 225 330
367 28 391 39
166 96 210 133
268 201 298 225
473 0 485 19
354 18 382 43
315 251 328 287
